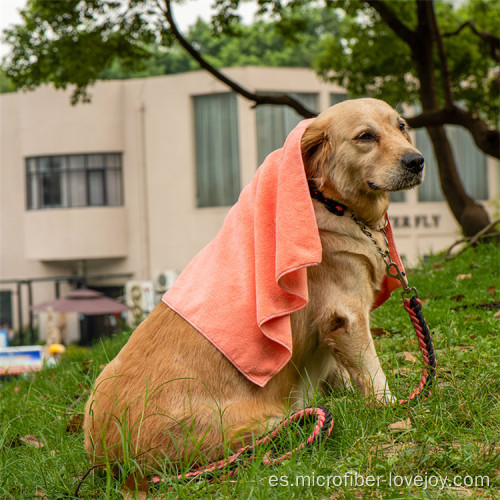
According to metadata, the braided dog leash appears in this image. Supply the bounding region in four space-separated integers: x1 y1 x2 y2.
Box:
351 213 437 404
150 203 437 489
150 291 436 489
309 181 437 401
150 406 334 487
400 296 437 403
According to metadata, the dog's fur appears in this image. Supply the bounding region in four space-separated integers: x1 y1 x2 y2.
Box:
83 98 424 470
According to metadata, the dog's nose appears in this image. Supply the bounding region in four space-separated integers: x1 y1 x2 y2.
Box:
401 152 424 173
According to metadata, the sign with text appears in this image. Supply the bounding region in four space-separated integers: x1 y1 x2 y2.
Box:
390 214 441 230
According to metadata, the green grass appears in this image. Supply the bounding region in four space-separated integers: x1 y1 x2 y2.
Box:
1 243 498 499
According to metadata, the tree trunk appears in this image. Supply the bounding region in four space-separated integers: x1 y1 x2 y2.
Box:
424 126 491 236
413 0 491 238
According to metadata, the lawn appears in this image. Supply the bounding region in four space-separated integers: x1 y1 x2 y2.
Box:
0 242 498 499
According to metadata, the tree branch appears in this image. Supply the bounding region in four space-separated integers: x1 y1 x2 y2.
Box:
443 20 500 61
426 0 454 107
160 0 316 118
363 0 417 46
159 0 498 158
406 106 500 159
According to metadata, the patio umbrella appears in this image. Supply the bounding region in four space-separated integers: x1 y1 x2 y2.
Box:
32 288 130 315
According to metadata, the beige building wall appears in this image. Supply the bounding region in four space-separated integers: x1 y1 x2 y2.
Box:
0 67 497 333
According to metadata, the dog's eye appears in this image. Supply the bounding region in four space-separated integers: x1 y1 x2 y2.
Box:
399 121 406 132
357 132 376 142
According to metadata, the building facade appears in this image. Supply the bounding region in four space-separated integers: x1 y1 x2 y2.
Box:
0 67 498 335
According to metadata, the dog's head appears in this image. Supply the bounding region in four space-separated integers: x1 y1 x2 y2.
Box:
301 98 424 223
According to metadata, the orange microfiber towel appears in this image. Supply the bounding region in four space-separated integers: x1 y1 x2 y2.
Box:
163 119 404 387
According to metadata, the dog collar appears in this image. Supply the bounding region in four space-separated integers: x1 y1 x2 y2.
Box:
308 181 348 217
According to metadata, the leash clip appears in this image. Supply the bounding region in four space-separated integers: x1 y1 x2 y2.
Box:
385 262 418 299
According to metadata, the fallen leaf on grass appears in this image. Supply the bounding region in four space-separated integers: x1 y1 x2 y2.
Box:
437 367 452 375
4 435 22 448
404 352 417 363
464 314 481 320
375 442 415 458
438 345 476 353
66 414 84 434
20 435 44 448
388 418 412 431
389 368 410 378
494 311 500 319
371 327 398 337
457 345 475 352
478 301 500 310
487 286 496 297
34 488 47 499
81 359 92 374
456 273 472 280
121 490 148 500
452 301 500 312
121 474 152 499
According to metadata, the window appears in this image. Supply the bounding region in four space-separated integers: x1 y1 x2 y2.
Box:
417 126 488 202
390 191 406 203
330 93 348 106
0 291 12 328
193 93 241 208
256 93 319 166
26 153 123 209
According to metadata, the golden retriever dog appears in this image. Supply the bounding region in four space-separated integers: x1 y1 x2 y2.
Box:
83 98 424 471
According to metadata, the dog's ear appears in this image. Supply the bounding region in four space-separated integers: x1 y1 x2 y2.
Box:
301 121 334 179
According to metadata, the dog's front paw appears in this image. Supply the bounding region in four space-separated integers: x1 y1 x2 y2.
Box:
375 388 397 406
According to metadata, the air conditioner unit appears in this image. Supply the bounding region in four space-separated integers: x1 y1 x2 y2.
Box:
125 281 155 316
155 270 178 293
